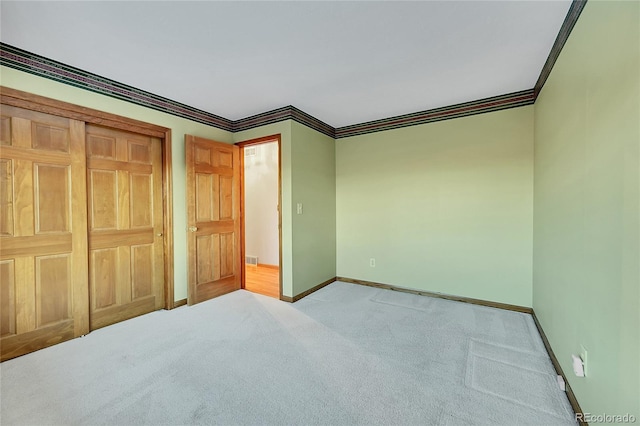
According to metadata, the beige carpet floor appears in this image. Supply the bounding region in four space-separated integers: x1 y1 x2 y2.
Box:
0 281 576 425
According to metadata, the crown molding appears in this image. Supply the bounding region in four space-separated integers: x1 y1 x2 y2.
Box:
335 0 586 139
234 105 335 138
534 0 587 98
0 1 586 139
0 43 234 131
334 90 535 138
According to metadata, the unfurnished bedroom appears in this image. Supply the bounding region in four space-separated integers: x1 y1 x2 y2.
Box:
0 1 638 425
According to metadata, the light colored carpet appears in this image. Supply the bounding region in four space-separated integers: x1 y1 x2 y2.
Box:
0 281 576 425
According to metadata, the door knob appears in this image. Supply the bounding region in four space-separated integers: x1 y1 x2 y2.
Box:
157 233 163 237
188 226 198 232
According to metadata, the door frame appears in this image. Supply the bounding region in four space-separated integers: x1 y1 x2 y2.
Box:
235 134 283 298
0 87 176 310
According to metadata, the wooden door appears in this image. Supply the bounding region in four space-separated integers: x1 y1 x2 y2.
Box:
185 135 241 305
86 125 164 330
0 105 89 361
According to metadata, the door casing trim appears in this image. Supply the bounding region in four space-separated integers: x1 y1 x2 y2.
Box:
236 134 283 299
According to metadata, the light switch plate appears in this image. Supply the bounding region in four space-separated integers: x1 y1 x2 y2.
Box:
580 344 588 377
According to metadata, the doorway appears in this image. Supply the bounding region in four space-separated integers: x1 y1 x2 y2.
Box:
238 135 282 299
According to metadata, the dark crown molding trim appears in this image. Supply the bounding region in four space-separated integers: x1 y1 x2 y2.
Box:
334 90 535 139
233 106 293 133
534 0 588 98
2 0 585 142
290 106 335 138
0 43 234 131
234 105 335 138
0 43 335 138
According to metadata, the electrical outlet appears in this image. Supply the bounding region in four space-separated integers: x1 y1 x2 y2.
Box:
580 344 588 377
370 258 376 267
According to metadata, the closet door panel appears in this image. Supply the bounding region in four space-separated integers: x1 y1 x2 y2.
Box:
0 105 88 361
86 125 164 331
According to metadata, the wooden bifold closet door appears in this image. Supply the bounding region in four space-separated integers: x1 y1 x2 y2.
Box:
85 125 164 330
0 103 166 361
0 105 89 361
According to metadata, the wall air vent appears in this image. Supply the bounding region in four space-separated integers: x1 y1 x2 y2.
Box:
244 147 257 157
245 255 258 266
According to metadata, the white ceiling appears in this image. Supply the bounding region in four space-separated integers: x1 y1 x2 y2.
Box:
1 1 572 128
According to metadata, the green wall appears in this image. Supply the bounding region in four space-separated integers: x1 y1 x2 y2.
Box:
0 65 233 301
533 0 639 420
291 121 337 295
336 106 534 307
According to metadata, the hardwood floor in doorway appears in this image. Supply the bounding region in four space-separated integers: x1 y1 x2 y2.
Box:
245 265 279 299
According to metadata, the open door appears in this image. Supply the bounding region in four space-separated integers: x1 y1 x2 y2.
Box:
185 135 241 305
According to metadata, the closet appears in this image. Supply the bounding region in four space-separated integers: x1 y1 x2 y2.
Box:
0 89 171 361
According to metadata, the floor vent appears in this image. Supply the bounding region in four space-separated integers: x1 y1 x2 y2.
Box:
245 255 258 266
